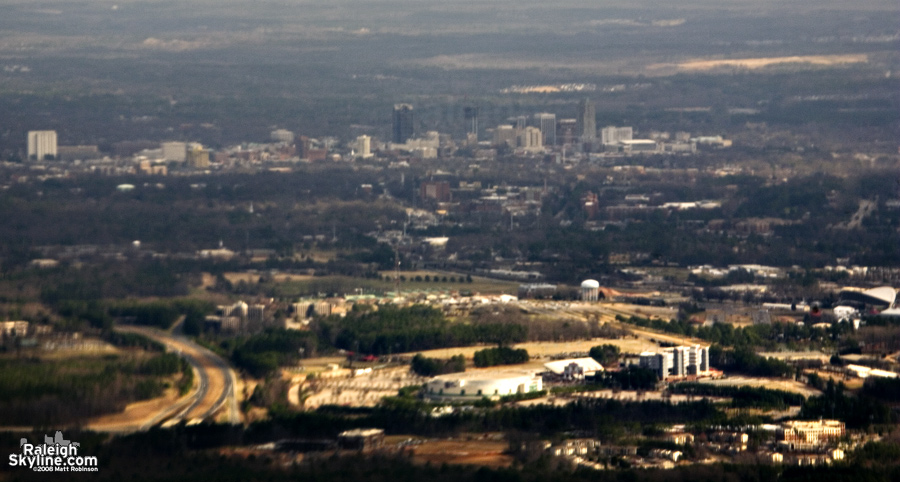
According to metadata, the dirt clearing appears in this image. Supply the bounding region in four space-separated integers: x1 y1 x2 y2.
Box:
409 438 512 468
657 54 867 71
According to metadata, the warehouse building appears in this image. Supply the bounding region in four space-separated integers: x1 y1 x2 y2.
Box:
424 370 542 401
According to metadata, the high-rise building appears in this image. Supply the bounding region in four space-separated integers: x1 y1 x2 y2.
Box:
518 126 543 151
247 304 266 328
464 107 478 138
493 125 517 148
557 119 577 147
392 104 414 144
161 142 187 162
27 130 57 161
639 345 710 379
601 126 633 145
577 99 596 143
356 135 373 159
535 113 557 147
186 143 210 169
516 115 527 130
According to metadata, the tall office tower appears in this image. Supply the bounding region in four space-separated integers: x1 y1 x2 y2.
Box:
493 125 517 148
535 113 557 147
518 126 543 151
356 135 373 158
516 115 527 130
27 130 57 161
186 143 210 169
392 104 415 144
463 107 478 137
161 141 187 162
601 126 633 145
577 99 596 143
557 119 577 146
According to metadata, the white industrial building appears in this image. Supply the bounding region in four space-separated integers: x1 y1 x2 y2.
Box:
640 345 710 379
544 358 604 381
424 370 542 400
619 139 659 153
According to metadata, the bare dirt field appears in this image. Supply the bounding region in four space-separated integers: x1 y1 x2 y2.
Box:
696 376 821 397
624 326 706 348
87 387 185 432
805 369 865 390
657 54 868 71
405 336 659 361
602 302 679 321
408 438 513 468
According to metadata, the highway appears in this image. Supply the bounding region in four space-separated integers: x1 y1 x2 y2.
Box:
88 324 241 432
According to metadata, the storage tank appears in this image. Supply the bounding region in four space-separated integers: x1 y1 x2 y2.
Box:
581 279 600 302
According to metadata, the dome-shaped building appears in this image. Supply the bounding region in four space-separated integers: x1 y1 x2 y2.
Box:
581 279 600 302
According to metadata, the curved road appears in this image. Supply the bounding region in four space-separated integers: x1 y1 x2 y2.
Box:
89 325 240 432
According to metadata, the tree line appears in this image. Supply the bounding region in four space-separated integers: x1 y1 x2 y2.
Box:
473 346 530 367
212 329 319 378
313 305 527 356
668 382 805 410
0 353 190 425
410 353 465 377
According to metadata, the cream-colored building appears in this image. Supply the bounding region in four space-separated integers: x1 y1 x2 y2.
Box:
778 420 845 451
0 321 28 337
28 130 57 160
518 126 543 152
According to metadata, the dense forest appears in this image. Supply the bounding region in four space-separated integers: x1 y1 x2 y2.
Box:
0 351 191 426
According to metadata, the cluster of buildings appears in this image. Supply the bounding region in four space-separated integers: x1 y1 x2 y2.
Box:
284 289 527 328
542 419 848 471
0 321 108 353
421 357 609 402
544 434 685 470
18 99 731 176
204 300 270 333
639 345 712 380
477 99 727 157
